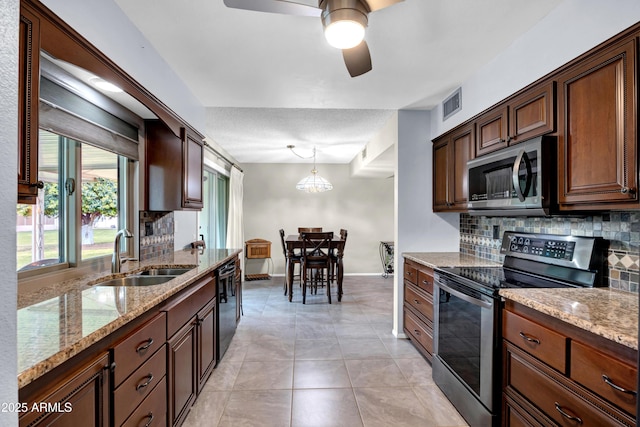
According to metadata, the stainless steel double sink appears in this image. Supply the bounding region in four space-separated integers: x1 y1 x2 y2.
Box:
93 267 194 287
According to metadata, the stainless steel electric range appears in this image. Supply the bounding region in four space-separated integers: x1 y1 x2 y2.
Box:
432 231 606 427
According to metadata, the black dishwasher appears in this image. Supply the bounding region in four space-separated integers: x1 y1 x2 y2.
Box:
217 260 236 362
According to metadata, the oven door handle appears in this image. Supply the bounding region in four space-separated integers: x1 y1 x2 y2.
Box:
437 280 492 309
512 148 532 202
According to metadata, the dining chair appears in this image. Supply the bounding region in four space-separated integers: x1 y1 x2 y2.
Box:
298 227 322 233
330 229 347 283
279 229 301 295
300 231 334 304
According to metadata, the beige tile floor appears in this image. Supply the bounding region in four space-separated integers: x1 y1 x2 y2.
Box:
182 275 469 427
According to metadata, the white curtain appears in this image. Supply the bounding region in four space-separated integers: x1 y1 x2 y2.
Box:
226 166 244 272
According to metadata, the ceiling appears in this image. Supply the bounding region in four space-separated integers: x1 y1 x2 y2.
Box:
112 0 564 165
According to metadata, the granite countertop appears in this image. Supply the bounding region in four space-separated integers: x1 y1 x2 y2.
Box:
17 248 241 388
402 252 638 351
402 252 501 268
500 287 638 350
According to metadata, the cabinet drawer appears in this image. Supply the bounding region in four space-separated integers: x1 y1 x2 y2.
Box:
505 343 634 427
503 310 567 373
416 268 434 294
113 312 166 387
114 345 167 427
404 262 417 285
164 275 215 338
570 340 637 415
404 309 433 355
404 284 433 321
121 376 167 427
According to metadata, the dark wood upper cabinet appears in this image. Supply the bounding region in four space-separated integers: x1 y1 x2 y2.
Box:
182 128 204 210
433 123 475 212
476 83 556 157
557 38 638 210
476 105 509 156
509 81 556 144
17 3 41 204
432 137 450 211
145 120 204 211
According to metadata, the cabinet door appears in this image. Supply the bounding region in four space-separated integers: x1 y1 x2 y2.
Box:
145 120 183 211
509 82 556 144
235 278 242 322
450 124 475 209
181 128 203 209
168 320 197 427
476 105 508 156
558 38 638 209
17 5 41 204
432 136 450 211
197 299 216 394
19 353 110 427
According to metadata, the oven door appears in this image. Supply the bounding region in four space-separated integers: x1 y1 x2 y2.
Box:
433 272 499 426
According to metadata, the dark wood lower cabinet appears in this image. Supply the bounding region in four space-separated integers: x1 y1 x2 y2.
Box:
402 259 434 361
18 256 240 427
197 298 217 394
502 302 637 427
168 319 197 427
19 353 110 427
122 376 167 427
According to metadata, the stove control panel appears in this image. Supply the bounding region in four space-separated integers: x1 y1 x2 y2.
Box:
506 235 576 260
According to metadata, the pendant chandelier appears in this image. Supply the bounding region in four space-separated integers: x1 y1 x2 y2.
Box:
288 145 333 193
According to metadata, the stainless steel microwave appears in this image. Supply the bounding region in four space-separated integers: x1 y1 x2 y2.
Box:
467 135 556 216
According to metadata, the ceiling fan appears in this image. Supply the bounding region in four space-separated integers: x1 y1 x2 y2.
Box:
223 0 404 77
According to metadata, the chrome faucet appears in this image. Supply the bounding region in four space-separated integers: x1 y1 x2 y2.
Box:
112 228 133 273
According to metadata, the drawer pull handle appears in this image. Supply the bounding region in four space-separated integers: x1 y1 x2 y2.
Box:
422 280 431 286
413 329 421 336
136 374 154 391
554 402 582 424
602 375 637 396
518 332 540 345
143 412 154 427
413 299 421 304
136 338 154 353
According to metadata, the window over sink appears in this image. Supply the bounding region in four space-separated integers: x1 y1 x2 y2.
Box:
17 130 133 273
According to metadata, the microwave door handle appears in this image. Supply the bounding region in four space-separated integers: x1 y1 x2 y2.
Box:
512 149 532 202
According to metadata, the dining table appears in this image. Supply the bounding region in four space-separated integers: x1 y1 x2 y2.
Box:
284 234 345 302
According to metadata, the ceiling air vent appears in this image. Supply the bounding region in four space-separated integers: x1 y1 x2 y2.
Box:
443 88 462 121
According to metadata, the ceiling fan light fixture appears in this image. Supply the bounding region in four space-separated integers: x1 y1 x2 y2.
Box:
322 6 368 49
325 20 365 49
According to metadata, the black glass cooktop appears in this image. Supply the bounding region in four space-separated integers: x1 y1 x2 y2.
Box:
436 265 584 295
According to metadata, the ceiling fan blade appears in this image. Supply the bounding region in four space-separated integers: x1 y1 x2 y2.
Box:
223 0 322 17
342 41 372 77
362 0 404 12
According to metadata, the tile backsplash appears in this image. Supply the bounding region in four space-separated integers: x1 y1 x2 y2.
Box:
459 212 640 293
139 211 175 261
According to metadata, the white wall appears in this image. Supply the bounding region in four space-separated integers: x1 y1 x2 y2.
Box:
394 109 459 336
0 0 19 425
242 163 394 276
174 211 199 250
431 0 640 136
40 0 206 134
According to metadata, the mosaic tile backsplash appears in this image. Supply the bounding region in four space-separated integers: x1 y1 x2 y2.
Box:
139 211 175 261
459 212 640 293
